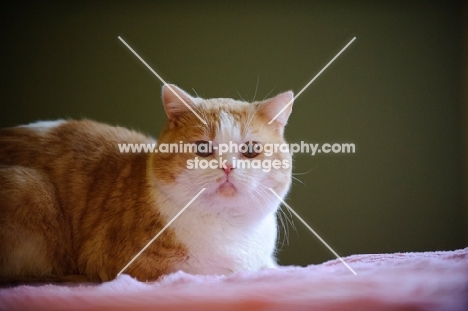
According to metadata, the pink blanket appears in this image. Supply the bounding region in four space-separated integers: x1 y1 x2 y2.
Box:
1 248 467 311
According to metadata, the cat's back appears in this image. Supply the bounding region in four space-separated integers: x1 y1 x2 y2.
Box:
0 119 151 167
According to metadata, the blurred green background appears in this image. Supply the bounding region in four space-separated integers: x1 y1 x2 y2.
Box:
2 1 467 266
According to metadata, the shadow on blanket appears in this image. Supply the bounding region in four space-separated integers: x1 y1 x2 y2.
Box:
1 248 467 311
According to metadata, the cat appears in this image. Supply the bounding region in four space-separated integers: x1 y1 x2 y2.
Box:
0 84 294 283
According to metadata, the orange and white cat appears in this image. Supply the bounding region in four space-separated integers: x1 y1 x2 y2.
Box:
0 85 293 283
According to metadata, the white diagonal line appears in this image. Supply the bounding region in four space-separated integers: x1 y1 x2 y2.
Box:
268 188 357 275
117 188 206 277
268 37 356 124
118 36 207 125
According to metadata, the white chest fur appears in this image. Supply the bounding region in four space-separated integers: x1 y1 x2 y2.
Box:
160 200 278 275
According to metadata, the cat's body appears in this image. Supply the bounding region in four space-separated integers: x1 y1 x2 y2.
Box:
0 85 293 282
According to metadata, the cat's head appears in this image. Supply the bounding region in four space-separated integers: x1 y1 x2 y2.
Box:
152 84 293 220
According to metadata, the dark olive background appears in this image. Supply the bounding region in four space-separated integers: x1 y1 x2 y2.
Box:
2 1 467 266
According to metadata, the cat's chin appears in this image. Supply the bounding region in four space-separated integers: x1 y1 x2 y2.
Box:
217 181 237 197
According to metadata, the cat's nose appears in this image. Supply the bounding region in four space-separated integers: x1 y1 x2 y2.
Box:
222 164 234 175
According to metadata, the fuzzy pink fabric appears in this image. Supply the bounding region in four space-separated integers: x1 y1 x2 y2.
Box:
1 248 467 311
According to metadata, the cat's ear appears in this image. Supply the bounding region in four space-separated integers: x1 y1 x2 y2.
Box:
258 91 294 131
162 84 199 120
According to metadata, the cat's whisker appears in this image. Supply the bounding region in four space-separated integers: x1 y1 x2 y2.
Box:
192 87 200 98
264 186 295 231
258 184 296 245
247 191 262 210
292 168 315 176
262 85 278 100
290 169 314 186
248 187 270 215
262 186 288 248
281 203 296 231
241 107 256 138
281 208 292 246
255 186 278 215
248 187 265 204
292 175 306 186
197 110 210 137
276 203 294 248
276 208 288 249
252 76 260 102
236 90 246 102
